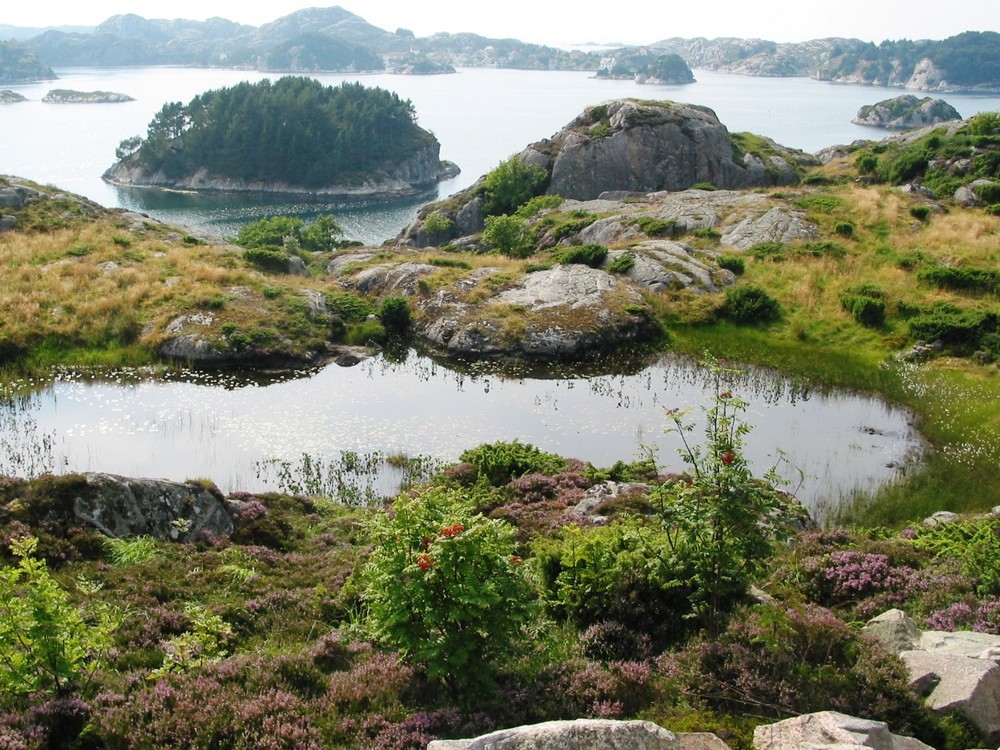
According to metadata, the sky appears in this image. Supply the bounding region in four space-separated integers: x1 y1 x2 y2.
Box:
4 0 999 46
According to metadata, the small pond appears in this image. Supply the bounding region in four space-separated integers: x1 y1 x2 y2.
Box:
0 351 922 523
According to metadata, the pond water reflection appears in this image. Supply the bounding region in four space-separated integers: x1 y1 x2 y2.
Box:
1 352 922 523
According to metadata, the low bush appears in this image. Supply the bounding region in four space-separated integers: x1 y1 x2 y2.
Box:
748 241 786 261
483 214 536 258
916 264 1000 294
243 247 289 273
907 303 997 348
717 254 745 275
909 205 931 221
555 244 608 267
840 284 887 327
378 297 411 333
719 285 781 325
459 440 565 487
607 253 636 274
635 217 677 237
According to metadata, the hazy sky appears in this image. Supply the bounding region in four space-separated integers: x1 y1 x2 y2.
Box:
5 1 999 46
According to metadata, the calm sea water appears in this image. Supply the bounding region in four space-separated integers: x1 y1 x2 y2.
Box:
2 66 999 242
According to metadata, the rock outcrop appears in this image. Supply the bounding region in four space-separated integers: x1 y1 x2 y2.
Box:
864 609 1000 742
0 89 27 103
531 100 808 201
71 473 233 541
42 89 135 103
753 711 932 750
853 95 961 130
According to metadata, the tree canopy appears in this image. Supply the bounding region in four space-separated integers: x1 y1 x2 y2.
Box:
122 77 435 188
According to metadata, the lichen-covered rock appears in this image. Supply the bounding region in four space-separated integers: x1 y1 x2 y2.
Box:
721 206 818 250
427 719 679 750
72 473 233 541
753 711 933 750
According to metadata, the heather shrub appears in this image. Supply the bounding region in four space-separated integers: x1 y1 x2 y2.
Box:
529 658 656 720
359 486 536 695
579 621 650 662
666 603 942 743
804 550 916 611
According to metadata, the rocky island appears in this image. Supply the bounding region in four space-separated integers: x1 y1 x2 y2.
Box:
0 89 28 103
42 88 134 103
103 76 458 199
853 94 962 129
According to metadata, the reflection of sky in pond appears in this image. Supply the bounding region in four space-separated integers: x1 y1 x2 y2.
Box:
3 353 922 523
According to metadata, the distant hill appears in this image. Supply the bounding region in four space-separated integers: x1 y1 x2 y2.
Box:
17 6 601 74
650 31 1000 90
0 40 55 84
6 8 1000 91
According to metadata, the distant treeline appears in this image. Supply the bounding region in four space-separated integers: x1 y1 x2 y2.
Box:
827 31 1000 87
119 77 434 187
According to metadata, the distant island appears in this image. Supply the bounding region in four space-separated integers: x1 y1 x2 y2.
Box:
103 77 458 199
853 94 961 129
4 7 1000 92
0 90 28 103
595 50 695 84
42 89 134 103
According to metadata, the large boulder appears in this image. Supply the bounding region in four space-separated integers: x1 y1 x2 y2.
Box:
427 719 679 749
863 609 1000 743
71 473 233 542
900 650 1000 743
532 100 807 201
752 711 933 750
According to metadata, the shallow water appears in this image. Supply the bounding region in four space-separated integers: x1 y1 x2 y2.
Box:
1 352 922 523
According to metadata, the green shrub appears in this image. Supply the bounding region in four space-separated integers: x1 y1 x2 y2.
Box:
840 285 887 327
798 241 848 260
483 214 536 258
555 243 608 267
608 253 636 274
533 517 696 644
748 241 786 261
654 368 798 631
834 221 855 238
479 155 548 216
719 285 782 325
635 216 677 237
692 227 722 241
986 203 1000 216
359 486 536 694
916 264 1000 294
459 440 565 486
325 291 373 323
378 296 411 333
345 319 386 346
855 152 878 175
243 247 289 273
973 182 1000 203
691 182 716 191
421 210 453 243
717 254 745 275
0 536 119 698
588 123 613 138
514 194 564 219
428 257 471 269
234 216 304 250
907 303 997 347
795 195 845 213
909 205 931 221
